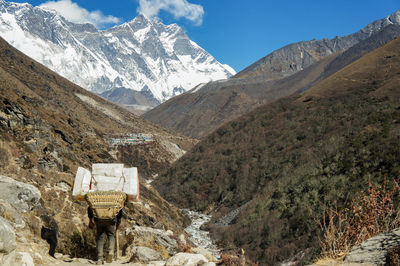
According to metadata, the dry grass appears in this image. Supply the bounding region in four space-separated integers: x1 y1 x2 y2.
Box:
319 178 400 259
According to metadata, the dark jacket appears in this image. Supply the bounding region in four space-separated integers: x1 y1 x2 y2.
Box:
88 207 123 225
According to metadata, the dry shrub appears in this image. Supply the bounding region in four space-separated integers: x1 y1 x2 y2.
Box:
319 177 400 259
319 205 350 259
220 253 240 265
219 248 251 266
177 241 193 253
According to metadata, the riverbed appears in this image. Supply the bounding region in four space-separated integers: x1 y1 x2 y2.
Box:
182 209 221 259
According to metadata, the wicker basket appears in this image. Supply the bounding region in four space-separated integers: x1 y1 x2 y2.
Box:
85 191 126 220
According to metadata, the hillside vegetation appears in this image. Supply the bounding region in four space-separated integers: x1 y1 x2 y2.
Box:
154 37 400 264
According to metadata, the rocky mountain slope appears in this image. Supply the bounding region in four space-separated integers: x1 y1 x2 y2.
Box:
154 36 400 264
235 10 400 79
0 35 212 265
0 0 234 111
143 11 400 139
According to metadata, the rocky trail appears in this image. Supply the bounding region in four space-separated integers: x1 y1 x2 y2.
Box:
0 174 221 266
46 212 221 266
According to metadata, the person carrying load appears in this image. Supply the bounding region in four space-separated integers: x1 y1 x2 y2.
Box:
87 191 126 264
72 163 140 265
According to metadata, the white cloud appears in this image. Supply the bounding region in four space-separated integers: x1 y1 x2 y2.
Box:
138 0 204 26
39 0 120 29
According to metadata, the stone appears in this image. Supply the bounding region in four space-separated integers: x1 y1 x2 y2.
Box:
126 226 178 255
55 181 71 192
178 234 186 246
344 228 400 265
166 252 209 266
192 247 217 262
131 246 163 263
0 201 25 228
0 249 16 266
0 175 40 212
54 253 63 259
33 252 43 264
0 217 16 254
147 261 166 266
16 252 34 266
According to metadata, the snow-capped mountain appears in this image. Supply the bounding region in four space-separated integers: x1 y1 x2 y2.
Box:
0 0 235 109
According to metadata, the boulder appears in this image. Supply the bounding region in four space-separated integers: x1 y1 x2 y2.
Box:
166 252 209 266
192 247 217 262
126 226 177 256
0 175 40 212
0 217 16 254
15 252 34 266
344 228 400 265
131 246 163 263
0 250 16 266
0 202 25 228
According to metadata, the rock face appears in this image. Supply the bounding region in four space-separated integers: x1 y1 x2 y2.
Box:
344 228 400 265
0 176 45 266
0 175 40 212
0 217 16 254
126 226 178 257
0 1 235 109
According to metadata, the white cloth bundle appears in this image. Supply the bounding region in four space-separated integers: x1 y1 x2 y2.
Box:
72 164 139 201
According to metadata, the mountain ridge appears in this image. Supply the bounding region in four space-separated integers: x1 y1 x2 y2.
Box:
143 16 400 139
235 10 400 79
0 1 234 110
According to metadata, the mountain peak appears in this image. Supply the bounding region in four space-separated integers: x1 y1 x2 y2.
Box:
0 1 234 108
130 12 153 25
388 9 400 25
136 12 151 20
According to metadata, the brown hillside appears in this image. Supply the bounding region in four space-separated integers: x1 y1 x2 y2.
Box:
0 36 195 259
154 37 400 264
0 36 195 174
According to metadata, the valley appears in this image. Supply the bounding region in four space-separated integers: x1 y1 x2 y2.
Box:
154 35 400 264
0 2 399 265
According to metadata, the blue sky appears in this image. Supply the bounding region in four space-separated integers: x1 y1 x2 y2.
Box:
10 0 400 72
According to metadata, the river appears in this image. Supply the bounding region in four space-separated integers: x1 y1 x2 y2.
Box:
182 209 221 259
